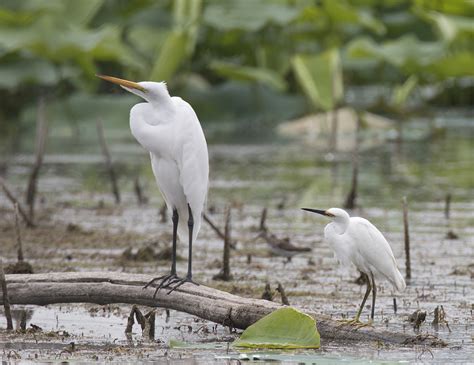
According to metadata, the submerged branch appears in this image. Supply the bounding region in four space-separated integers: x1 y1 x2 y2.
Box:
1 272 445 347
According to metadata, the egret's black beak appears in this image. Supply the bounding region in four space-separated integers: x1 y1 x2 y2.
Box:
301 208 333 217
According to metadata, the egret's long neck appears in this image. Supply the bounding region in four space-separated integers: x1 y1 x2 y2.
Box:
332 216 350 234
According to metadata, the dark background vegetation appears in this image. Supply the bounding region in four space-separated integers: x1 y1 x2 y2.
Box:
0 0 472 152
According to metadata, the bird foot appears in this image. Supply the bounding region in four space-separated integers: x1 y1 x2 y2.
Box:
337 318 373 329
143 273 178 298
166 276 199 295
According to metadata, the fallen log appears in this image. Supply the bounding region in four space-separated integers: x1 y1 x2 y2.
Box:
1 272 444 347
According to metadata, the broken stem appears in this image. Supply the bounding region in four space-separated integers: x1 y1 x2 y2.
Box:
14 203 24 262
25 96 48 221
402 196 411 280
0 258 13 330
0 178 35 227
96 119 120 204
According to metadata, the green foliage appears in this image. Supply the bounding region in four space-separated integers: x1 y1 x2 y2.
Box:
292 49 343 111
203 1 300 32
233 307 320 349
391 75 418 109
210 61 286 91
0 0 472 129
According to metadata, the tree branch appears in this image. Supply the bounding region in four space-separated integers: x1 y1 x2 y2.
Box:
1 272 444 346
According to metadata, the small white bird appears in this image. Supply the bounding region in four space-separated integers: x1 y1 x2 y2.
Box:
98 75 209 295
302 207 406 324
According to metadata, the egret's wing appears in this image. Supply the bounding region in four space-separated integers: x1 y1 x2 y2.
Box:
350 218 404 289
175 98 209 216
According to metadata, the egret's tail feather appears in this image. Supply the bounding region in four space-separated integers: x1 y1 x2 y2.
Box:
393 268 406 292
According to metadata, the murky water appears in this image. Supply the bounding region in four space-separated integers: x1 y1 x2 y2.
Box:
0 109 473 363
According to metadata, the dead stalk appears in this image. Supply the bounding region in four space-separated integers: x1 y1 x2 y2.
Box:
204 212 236 249
213 207 233 281
0 178 35 227
402 196 411 280
159 203 167 223
14 203 24 262
444 193 451 220
276 282 290 305
259 207 268 232
134 176 146 205
26 96 48 220
0 258 13 330
96 119 120 204
343 112 361 209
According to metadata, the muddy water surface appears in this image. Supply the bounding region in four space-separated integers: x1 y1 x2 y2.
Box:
0 113 473 363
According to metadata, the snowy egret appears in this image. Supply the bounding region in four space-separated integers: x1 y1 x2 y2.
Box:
302 207 406 323
97 75 209 295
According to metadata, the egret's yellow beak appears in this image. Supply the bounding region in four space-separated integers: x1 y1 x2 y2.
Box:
96 75 147 92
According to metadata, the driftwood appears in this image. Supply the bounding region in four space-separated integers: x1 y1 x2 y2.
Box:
0 272 445 347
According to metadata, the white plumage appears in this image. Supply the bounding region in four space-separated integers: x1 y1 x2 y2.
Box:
98 75 208 294
303 207 406 323
129 94 208 242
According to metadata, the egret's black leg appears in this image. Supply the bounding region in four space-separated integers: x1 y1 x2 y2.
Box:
144 208 179 297
355 273 372 321
370 272 377 321
167 205 199 294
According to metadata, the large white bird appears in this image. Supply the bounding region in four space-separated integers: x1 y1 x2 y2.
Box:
98 75 209 295
302 207 406 324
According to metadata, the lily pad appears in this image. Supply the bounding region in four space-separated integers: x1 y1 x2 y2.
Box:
233 307 320 349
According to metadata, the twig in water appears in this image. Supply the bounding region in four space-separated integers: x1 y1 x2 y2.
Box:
259 207 268 232
402 196 411 280
134 176 147 205
96 119 120 204
393 298 397 314
276 282 290 305
213 207 233 281
20 310 27 331
26 96 48 221
0 258 13 330
6 204 33 274
204 212 236 249
125 305 145 334
444 193 459 239
159 203 167 223
444 193 451 220
261 283 273 301
144 310 156 340
432 305 451 332
343 112 361 209
0 178 35 228
258 208 310 261
14 203 23 262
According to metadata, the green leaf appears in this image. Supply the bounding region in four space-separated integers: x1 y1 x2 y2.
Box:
233 307 320 349
291 49 343 111
418 10 474 44
203 1 299 31
391 75 418 108
149 30 189 81
323 0 386 35
426 51 474 78
210 61 286 91
346 35 445 69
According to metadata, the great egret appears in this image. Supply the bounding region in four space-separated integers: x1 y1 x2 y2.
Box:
97 75 209 295
302 207 406 324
